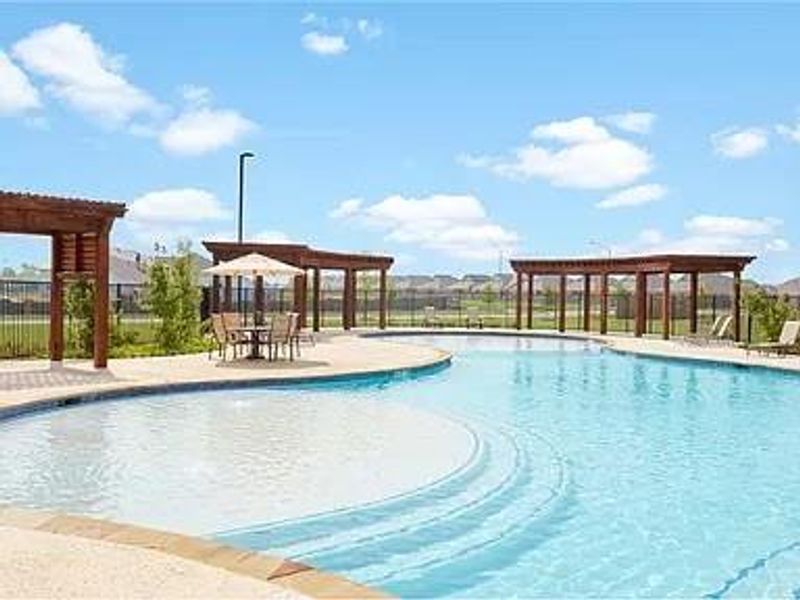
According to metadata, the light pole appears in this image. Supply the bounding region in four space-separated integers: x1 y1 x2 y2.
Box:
237 152 254 316
238 152 255 243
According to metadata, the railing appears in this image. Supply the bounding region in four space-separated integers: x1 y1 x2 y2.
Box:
1 278 797 359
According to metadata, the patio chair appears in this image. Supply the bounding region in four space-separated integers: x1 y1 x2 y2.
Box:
286 311 314 355
747 321 800 357
465 306 484 329
684 315 732 345
423 306 442 328
221 312 250 357
208 314 231 360
267 313 298 361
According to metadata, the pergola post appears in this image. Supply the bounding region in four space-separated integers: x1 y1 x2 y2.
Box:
211 274 221 313
662 271 671 340
293 272 307 328
343 269 353 330
350 270 358 328
635 271 647 337
223 276 233 312
312 267 321 332
379 269 388 330
689 271 699 334
93 226 110 369
255 275 265 323
600 272 609 335
583 273 591 332
526 273 534 329
49 234 64 363
733 269 742 342
558 274 567 333
515 271 523 330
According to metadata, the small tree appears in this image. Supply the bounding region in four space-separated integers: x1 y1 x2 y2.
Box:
64 278 94 356
744 287 798 342
145 242 201 354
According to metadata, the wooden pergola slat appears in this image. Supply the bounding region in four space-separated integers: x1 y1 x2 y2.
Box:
202 241 393 332
510 253 756 341
0 191 126 368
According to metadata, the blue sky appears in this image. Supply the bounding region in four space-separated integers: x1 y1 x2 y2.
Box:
1 3 798 282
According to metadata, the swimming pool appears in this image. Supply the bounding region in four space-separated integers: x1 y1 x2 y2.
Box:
2 334 800 597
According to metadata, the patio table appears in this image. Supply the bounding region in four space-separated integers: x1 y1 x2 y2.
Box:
230 325 272 360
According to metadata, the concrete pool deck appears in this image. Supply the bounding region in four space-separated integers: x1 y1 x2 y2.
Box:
0 332 451 416
1 329 798 599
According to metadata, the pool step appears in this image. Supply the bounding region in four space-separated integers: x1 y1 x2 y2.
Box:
214 421 489 550
215 419 570 598
288 429 524 569
350 435 567 592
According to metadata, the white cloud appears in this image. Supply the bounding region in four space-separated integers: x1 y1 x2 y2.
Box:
0 51 41 114
357 18 383 40
776 122 800 144
128 188 230 223
603 112 656 135
459 116 653 189
615 214 786 256
160 108 256 156
596 183 667 209
301 32 349 56
180 84 212 107
766 238 790 252
125 188 231 249
532 116 610 144
711 127 768 159
254 230 293 244
12 22 158 124
300 12 319 26
331 193 519 260
684 215 781 237
300 13 380 55
329 198 363 219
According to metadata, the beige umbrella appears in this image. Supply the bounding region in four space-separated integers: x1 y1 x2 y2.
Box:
204 253 304 321
204 252 303 281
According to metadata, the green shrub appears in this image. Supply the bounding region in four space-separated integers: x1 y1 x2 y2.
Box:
145 242 202 354
65 278 94 357
745 288 799 342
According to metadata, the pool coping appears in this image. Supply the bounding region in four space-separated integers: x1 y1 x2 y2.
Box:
0 503 390 599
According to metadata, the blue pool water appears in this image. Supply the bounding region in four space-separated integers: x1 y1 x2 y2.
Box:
3 335 800 597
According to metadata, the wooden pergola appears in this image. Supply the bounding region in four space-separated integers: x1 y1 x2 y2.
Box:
202 241 394 331
0 191 127 367
510 254 756 341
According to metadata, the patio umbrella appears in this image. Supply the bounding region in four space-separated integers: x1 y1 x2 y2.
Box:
204 253 304 321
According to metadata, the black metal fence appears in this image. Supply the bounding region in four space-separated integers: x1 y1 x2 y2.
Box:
1 278 798 359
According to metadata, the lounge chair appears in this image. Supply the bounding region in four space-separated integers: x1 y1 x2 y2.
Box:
747 321 800 357
423 306 442 328
684 315 732 345
465 306 484 329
